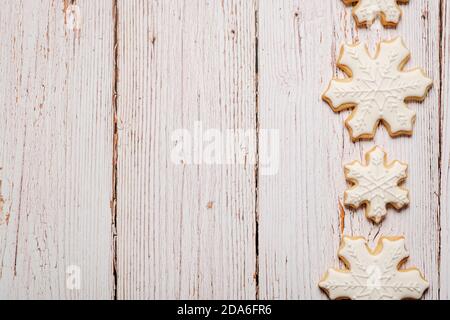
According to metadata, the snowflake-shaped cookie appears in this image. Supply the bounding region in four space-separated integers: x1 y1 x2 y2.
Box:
344 146 408 223
319 236 429 300
323 37 432 141
343 0 409 27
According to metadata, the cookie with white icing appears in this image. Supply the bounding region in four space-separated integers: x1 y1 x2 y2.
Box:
344 146 408 223
319 236 429 300
343 0 409 27
323 37 432 141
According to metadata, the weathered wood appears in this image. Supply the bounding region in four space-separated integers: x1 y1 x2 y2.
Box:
115 0 258 299
440 0 450 300
0 0 114 299
258 0 441 299
0 0 445 300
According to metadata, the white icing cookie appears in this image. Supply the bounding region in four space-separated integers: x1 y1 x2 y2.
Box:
344 146 408 223
319 236 429 300
323 37 432 141
343 0 409 27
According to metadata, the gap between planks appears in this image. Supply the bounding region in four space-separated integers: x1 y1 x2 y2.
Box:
254 0 261 300
111 0 119 301
437 0 445 300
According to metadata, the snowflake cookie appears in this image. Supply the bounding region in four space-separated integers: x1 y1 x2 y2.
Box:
323 37 432 141
319 236 429 300
344 146 408 223
342 0 409 27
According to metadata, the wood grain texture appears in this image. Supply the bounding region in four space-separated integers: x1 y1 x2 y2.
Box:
258 0 441 299
0 0 446 300
0 0 114 299
440 0 450 300
257 1 343 299
115 0 258 299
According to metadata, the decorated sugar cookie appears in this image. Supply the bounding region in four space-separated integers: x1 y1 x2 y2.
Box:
319 236 429 300
342 0 409 27
344 146 408 223
323 37 432 141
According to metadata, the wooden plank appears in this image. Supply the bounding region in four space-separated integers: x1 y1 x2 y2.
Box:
440 0 450 300
339 0 441 300
116 0 258 299
0 0 114 299
258 0 344 300
258 0 440 299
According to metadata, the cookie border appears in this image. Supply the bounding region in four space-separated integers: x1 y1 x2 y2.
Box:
343 0 410 28
319 235 429 300
322 37 433 142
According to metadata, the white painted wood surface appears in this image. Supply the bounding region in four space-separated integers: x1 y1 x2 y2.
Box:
0 0 446 299
440 0 450 300
115 0 258 299
0 0 114 299
258 0 441 299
